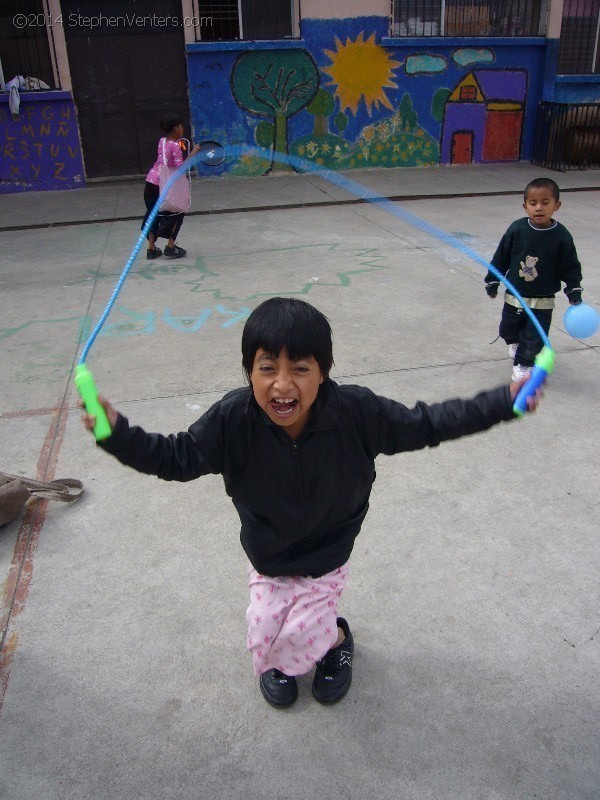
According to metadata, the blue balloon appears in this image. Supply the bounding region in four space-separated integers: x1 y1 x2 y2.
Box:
563 303 600 339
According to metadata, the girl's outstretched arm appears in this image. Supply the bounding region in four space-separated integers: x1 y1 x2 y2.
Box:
81 393 224 482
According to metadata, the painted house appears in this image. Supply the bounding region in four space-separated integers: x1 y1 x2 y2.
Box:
441 69 527 164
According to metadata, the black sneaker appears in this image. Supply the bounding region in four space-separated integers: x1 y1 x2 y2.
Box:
312 617 353 704
259 669 298 708
146 247 162 260
164 244 186 259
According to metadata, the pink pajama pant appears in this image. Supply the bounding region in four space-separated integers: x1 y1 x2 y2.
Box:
246 563 349 677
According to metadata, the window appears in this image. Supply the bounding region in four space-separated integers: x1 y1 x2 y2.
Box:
193 0 297 41
390 0 548 37
391 0 441 35
1 0 57 88
557 0 600 74
459 85 478 100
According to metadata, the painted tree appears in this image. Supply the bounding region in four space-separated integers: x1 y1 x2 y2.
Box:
432 88 451 123
334 112 348 134
255 120 274 149
307 88 335 136
232 50 319 171
399 93 418 132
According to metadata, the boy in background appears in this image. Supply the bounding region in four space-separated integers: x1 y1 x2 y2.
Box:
485 178 583 381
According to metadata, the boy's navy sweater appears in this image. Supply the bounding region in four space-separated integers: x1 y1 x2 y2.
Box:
485 217 582 300
100 379 515 577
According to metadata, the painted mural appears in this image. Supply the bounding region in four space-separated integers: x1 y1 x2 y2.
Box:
0 92 85 194
231 49 320 173
187 16 546 177
440 69 527 164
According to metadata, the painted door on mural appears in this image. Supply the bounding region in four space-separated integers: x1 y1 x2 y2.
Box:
61 0 190 178
451 131 474 164
483 111 523 161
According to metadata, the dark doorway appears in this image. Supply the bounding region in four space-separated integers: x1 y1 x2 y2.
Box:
62 0 190 178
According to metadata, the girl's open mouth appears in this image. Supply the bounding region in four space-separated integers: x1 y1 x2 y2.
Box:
270 398 298 417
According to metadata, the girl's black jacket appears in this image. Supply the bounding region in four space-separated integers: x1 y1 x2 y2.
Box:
100 379 515 578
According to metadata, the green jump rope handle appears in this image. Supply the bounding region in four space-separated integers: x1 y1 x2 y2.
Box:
75 364 112 441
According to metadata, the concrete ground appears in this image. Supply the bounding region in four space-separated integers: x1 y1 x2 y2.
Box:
1 163 599 800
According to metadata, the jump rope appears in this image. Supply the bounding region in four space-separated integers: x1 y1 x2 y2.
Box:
76 143 558 439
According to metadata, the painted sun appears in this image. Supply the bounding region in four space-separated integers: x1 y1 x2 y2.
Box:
322 32 403 116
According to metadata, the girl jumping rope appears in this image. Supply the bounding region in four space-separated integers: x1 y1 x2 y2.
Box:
82 297 542 708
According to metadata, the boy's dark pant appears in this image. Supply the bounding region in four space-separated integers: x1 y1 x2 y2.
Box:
500 303 552 368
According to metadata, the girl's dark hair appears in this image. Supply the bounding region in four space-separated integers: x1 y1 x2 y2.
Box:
242 298 334 381
524 178 560 201
160 115 183 134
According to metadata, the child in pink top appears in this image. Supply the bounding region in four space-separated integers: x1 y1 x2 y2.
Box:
142 115 200 260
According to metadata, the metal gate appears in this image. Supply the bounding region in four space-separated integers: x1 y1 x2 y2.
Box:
62 0 190 179
532 101 600 171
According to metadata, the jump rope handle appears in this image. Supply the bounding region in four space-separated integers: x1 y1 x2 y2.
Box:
512 346 555 417
75 364 113 441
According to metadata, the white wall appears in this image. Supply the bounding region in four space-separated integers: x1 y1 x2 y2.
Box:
48 0 71 90
301 0 389 20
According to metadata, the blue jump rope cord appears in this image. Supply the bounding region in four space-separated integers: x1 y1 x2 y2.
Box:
79 154 191 364
79 144 551 364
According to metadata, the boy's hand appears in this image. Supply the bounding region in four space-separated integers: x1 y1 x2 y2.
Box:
509 377 543 412
565 288 582 305
80 395 118 434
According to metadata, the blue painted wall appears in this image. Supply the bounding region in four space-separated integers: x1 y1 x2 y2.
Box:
554 76 600 103
0 92 85 194
186 15 551 176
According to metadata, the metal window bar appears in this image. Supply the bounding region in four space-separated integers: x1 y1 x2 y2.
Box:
557 0 600 74
193 0 240 41
390 0 547 36
532 101 600 170
193 0 294 40
241 0 293 39
1 0 58 88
